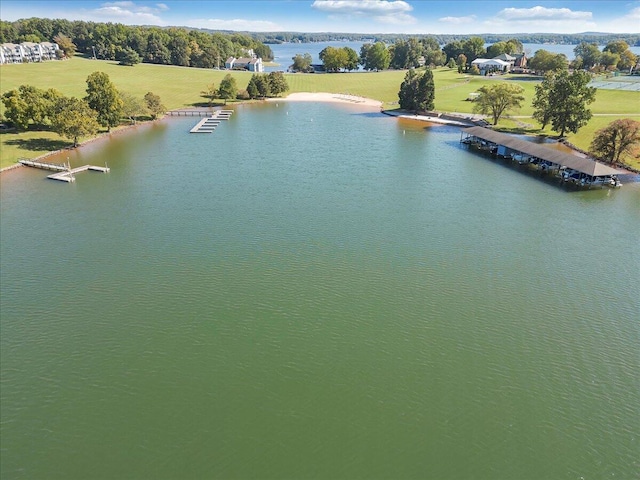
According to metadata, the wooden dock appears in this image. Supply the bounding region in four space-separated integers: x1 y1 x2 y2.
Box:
19 158 110 183
189 109 234 133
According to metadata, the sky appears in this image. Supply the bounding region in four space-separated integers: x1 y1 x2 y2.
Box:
1 0 639 35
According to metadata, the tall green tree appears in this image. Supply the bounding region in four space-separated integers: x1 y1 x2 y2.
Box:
533 70 597 137
291 53 312 73
85 71 122 131
246 76 259 99
462 36 485 64
472 84 525 125
361 42 390 71
528 49 568 73
118 47 141 66
50 96 100 146
342 46 359 71
267 71 288 97
119 92 147 124
144 92 165 119
53 33 76 57
218 74 238 104
1 85 61 130
320 46 347 72
574 42 601 69
398 68 434 113
589 119 640 165
254 74 271 98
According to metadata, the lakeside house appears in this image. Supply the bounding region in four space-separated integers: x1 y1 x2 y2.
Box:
0 41 60 64
471 57 511 74
225 56 264 72
471 52 528 75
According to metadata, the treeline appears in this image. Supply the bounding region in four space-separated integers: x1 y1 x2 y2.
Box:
247 32 640 47
2 75 166 146
0 18 274 68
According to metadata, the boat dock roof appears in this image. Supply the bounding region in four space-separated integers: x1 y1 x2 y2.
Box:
462 126 622 177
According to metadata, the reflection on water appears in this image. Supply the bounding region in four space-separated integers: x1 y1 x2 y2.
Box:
1 102 639 480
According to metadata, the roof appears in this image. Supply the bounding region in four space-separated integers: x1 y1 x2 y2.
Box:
471 58 510 66
494 53 516 61
463 126 623 177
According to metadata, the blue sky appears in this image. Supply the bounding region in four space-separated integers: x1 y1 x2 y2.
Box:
1 1 639 34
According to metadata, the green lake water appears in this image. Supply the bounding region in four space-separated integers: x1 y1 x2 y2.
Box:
1 101 639 479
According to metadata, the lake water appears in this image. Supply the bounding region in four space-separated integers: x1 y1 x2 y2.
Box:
1 102 639 479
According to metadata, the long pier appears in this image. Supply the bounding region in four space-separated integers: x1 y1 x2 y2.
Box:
189 109 234 133
19 158 110 183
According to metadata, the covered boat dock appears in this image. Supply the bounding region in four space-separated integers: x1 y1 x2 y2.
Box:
461 126 623 188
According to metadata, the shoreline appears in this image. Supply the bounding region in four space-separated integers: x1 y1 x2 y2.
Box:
268 92 383 108
3 95 638 176
0 120 158 173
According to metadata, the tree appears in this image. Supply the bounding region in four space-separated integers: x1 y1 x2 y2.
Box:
398 69 419 111
617 50 637 72
118 47 141 66
291 53 312 73
50 96 100 146
267 71 288 97
472 84 525 125
85 71 122 131
417 68 435 112
590 119 640 165
119 92 147 124
201 83 217 106
53 33 76 57
528 49 568 73
247 74 272 99
343 47 359 71
532 70 596 137
319 46 347 72
218 74 238 104
361 42 390 71
1 89 30 130
398 68 435 113
443 40 464 64
246 76 259 99
574 42 601 69
462 36 485 64
144 92 165 119
456 54 467 73
1 85 61 130
254 74 271 98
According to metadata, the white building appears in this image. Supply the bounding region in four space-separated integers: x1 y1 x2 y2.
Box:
225 56 264 72
0 41 60 64
471 58 511 74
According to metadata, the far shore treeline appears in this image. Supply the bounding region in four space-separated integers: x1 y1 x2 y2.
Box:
0 18 275 68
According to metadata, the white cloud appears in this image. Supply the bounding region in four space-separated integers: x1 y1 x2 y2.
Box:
439 15 476 25
67 1 169 25
497 6 592 21
487 5 596 32
186 18 283 32
156 3 169 10
312 0 416 24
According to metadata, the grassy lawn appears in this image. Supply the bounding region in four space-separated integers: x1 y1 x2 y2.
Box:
1 57 639 168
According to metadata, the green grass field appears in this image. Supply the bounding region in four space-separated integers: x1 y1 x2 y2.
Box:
1 56 639 169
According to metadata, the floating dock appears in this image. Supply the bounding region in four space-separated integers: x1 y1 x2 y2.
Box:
189 110 234 133
19 159 110 183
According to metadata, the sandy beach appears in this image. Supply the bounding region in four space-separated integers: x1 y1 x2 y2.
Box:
269 92 383 108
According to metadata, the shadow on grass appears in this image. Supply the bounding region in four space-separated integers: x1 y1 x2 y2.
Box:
190 101 226 108
4 137 72 152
